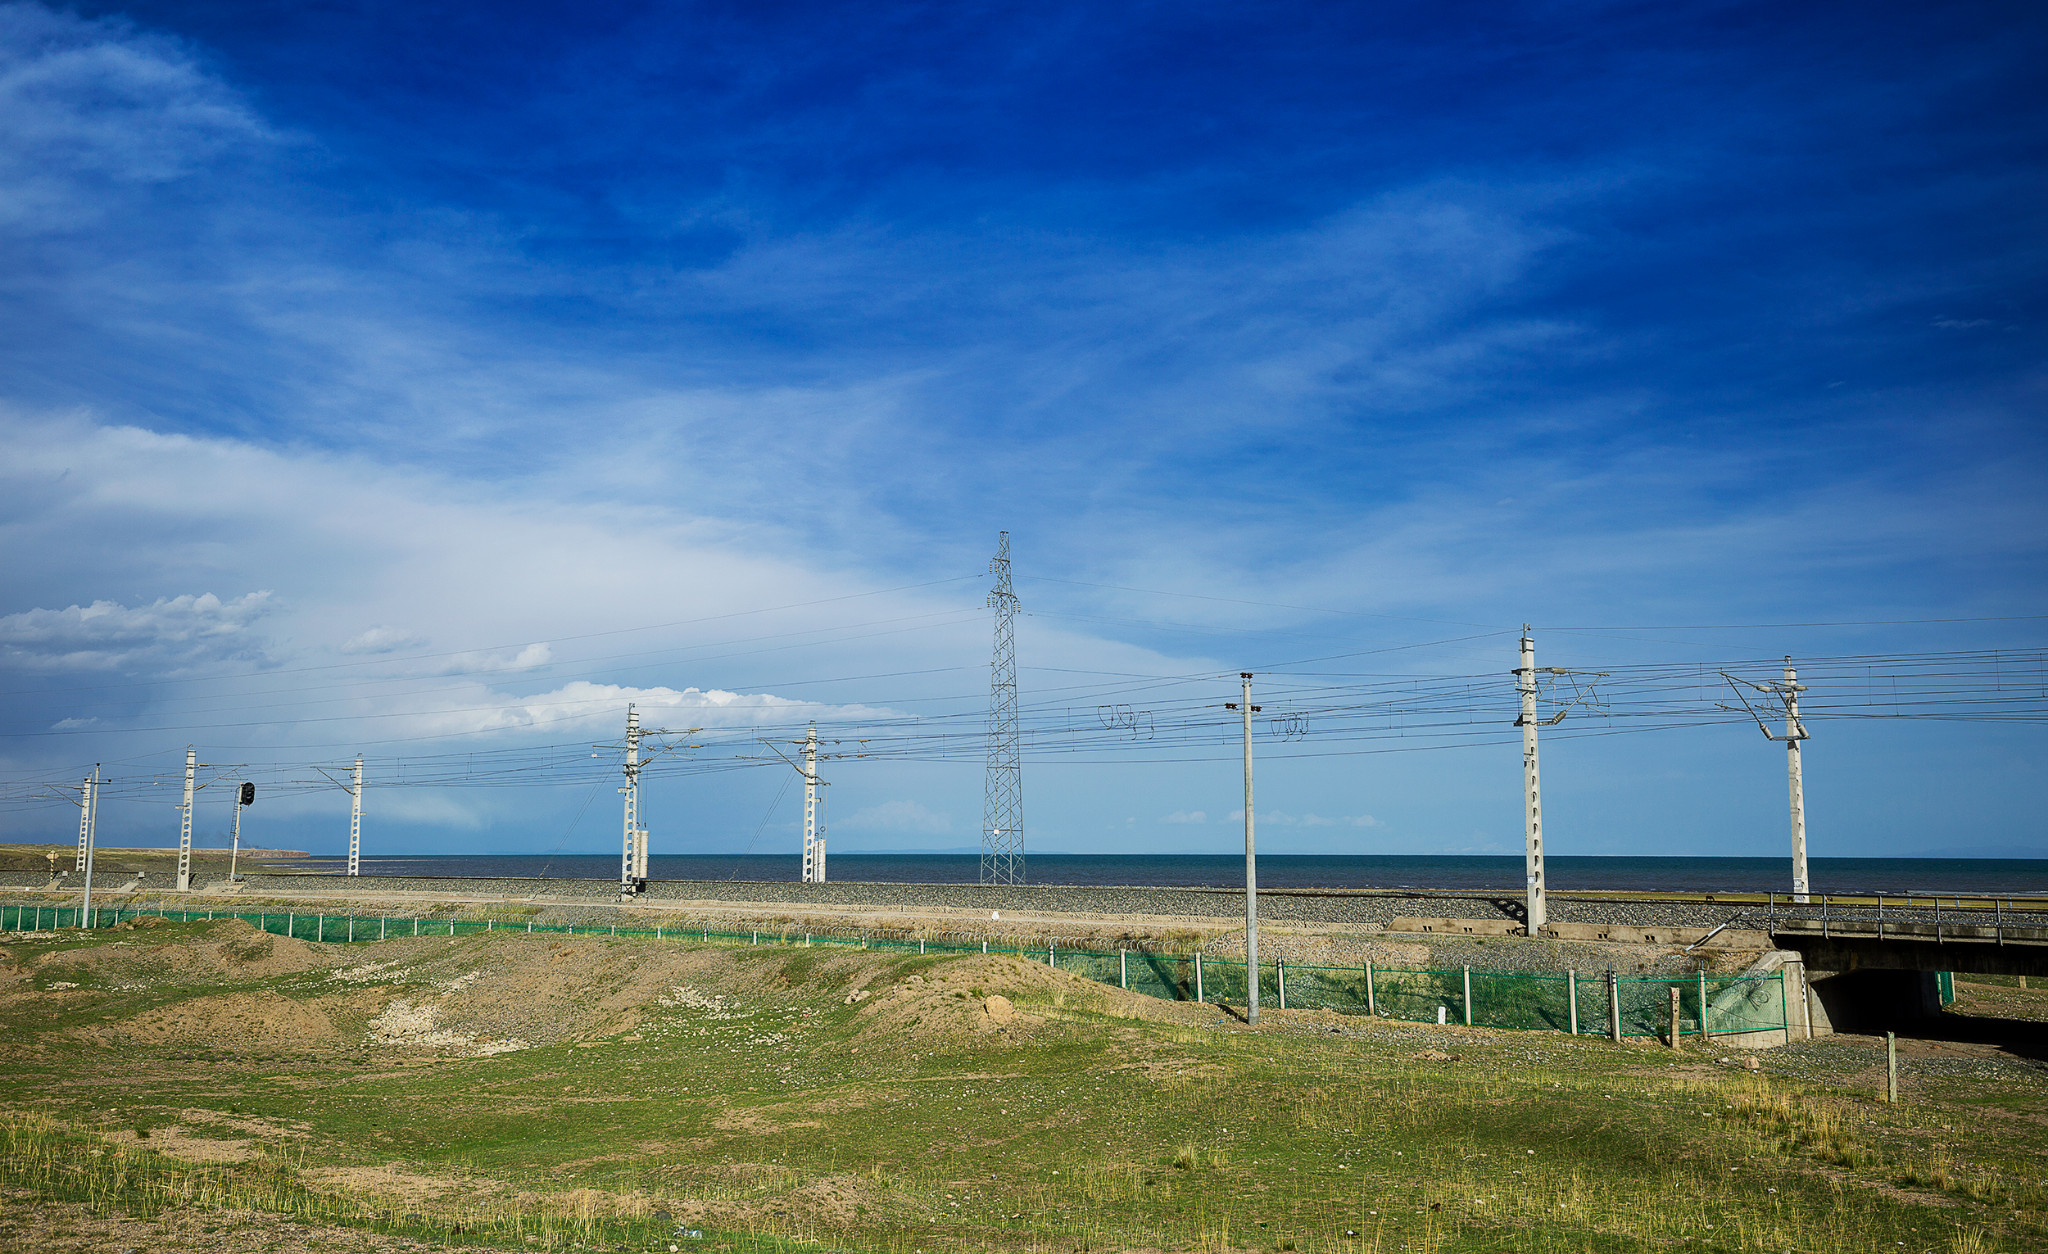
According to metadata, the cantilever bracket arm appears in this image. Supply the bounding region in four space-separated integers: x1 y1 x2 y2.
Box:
309 765 358 795
1720 673 1806 742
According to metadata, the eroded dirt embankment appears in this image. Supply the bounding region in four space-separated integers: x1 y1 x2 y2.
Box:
0 916 1213 1064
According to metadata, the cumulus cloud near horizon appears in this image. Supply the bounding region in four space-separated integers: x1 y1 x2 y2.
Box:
1226 809 1383 828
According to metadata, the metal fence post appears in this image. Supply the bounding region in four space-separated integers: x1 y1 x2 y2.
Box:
1278 957 1287 1010
1463 966 1473 1026
1120 950 1127 989
1195 953 1204 1004
1698 970 1710 1040
1608 970 1622 1042
1567 970 1578 1035
1366 960 1376 1016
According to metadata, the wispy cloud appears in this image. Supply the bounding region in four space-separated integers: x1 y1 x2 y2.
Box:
0 592 272 671
0 3 272 232
838 799 951 835
339 627 427 655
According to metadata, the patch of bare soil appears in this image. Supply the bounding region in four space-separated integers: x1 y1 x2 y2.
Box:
711 1105 821 1134
34 919 342 985
0 1186 443 1254
102 1125 261 1163
106 990 354 1051
844 952 1213 1049
300 1164 469 1207
645 1171 893 1230
178 1109 313 1139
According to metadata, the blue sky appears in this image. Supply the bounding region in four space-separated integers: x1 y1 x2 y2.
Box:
0 0 2043 866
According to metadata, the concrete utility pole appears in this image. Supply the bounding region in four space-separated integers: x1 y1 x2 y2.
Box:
619 705 647 899
79 767 100 926
1226 673 1262 1024
801 724 826 884
1783 661 1809 903
347 756 363 877
176 747 196 891
1723 658 1811 902
1514 628 1555 932
75 773 94 873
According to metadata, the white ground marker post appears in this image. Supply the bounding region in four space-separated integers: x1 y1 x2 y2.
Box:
1515 628 1551 933
1226 673 1261 1025
1722 658 1812 902
347 756 363 877
176 747 197 891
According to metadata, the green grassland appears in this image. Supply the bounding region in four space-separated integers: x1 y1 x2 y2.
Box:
0 918 2041 1254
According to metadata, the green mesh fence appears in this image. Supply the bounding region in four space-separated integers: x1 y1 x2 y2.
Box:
0 902 1787 1041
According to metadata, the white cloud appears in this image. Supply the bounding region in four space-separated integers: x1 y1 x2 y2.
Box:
0 4 273 232
837 799 951 835
0 591 272 671
340 627 426 655
1348 814 1385 828
1160 809 1206 824
1227 809 1299 826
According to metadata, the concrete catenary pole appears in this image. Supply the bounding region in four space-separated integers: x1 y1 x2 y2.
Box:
802 724 821 884
618 705 644 898
1723 658 1812 903
176 747 196 892
75 774 93 872
1239 673 1259 1025
347 755 363 877
1784 659 1810 903
1517 627 1548 932
79 768 100 927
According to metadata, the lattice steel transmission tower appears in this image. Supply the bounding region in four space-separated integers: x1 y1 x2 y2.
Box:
981 532 1024 885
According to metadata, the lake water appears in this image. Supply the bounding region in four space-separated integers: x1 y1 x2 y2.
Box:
288 852 2048 895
